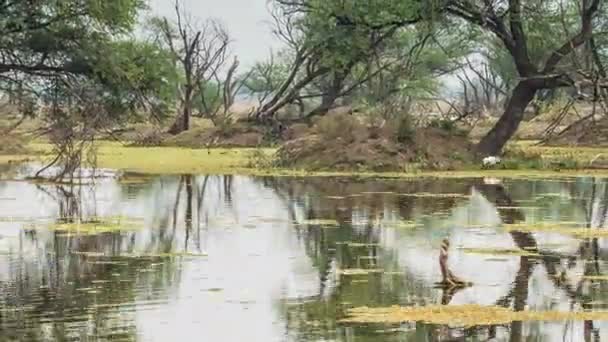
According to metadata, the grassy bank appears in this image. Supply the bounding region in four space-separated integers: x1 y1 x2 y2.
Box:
2 140 608 179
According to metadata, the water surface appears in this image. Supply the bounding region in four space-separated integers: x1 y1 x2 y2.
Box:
1 165 608 341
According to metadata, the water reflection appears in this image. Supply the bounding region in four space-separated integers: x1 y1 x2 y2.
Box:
1 168 608 340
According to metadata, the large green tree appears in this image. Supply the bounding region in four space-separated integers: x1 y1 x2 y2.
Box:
0 0 144 78
0 0 178 177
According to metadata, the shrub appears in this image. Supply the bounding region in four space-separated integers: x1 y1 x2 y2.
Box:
429 118 471 137
395 115 415 143
314 113 362 143
247 148 276 169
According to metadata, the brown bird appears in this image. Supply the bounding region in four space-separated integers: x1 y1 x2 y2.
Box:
438 238 470 288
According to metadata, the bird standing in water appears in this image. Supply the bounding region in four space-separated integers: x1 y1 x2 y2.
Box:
438 238 469 287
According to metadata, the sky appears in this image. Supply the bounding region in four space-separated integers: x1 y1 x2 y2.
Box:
147 0 282 68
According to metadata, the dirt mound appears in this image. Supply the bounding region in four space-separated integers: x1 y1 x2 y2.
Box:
165 122 266 148
276 114 474 172
544 116 608 146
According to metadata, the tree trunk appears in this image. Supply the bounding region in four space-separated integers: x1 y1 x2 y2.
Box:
307 71 347 118
168 92 192 135
307 90 340 118
476 81 538 156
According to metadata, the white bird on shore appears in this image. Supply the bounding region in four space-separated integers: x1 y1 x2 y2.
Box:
482 156 501 167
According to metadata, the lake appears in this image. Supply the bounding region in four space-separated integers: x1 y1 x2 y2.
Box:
1 164 608 341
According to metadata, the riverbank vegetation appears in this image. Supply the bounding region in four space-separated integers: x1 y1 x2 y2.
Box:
1 0 607 179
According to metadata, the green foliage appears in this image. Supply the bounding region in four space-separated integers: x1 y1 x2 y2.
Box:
298 0 425 69
90 40 178 120
0 0 146 71
247 149 277 169
244 52 292 95
500 148 581 171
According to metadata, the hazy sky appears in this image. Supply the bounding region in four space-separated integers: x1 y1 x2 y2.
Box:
147 0 281 68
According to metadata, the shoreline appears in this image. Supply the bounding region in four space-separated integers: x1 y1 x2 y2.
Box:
2 141 608 179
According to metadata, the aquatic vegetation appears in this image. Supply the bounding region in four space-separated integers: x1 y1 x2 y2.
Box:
300 219 340 226
71 251 106 257
459 247 539 257
337 268 384 276
117 176 155 184
255 217 290 223
397 192 469 198
28 216 143 235
121 252 208 258
383 221 422 229
340 242 380 247
341 305 608 327
504 223 608 238
0 216 43 223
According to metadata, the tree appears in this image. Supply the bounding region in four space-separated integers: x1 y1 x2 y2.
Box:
442 0 603 155
279 0 605 154
0 0 144 79
149 0 238 133
35 39 178 179
250 0 437 121
0 0 181 177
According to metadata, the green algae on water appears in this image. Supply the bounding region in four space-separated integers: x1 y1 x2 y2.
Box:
338 268 384 276
383 220 422 229
27 216 143 235
459 247 539 257
504 223 608 238
300 219 339 226
341 304 608 327
121 252 208 258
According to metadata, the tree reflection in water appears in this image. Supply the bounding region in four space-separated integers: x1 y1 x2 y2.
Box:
1 173 608 340
267 177 608 341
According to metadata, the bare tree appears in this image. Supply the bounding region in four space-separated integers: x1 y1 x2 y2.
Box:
201 56 253 126
249 3 328 122
153 0 232 134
